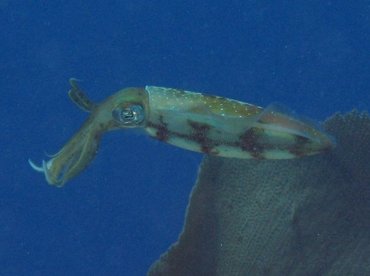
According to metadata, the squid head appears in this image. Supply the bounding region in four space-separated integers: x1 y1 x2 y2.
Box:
29 79 149 186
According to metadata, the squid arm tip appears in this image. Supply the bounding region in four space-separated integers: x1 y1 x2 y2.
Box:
69 78 83 87
28 158 44 172
28 158 55 185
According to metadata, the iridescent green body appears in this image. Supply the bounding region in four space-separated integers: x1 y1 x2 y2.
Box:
145 86 263 158
29 79 334 186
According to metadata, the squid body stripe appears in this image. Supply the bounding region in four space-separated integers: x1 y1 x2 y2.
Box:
145 123 300 160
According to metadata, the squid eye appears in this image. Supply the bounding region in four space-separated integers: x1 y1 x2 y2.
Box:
112 104 145 126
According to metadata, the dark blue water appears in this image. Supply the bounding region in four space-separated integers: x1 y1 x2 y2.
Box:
1 1 369 275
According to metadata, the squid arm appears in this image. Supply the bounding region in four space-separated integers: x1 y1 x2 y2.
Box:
29 79 334 187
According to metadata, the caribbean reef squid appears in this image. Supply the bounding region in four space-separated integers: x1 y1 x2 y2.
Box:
29 79 334 187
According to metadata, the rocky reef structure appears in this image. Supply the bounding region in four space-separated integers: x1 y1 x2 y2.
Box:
149 111 370 275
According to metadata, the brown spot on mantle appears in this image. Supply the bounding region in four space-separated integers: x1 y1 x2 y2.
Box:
147 116 170 142
188 120 216 154
239 128 264 159
289 135 310 157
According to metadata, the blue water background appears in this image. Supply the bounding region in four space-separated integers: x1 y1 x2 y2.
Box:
1 1 370 275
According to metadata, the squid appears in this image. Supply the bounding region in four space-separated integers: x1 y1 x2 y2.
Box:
29 79 334 187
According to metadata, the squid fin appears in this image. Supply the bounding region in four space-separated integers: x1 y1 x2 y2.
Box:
256 103 335 146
